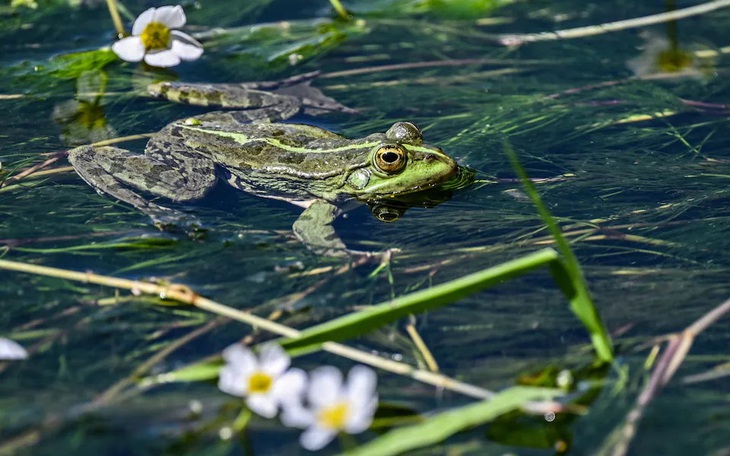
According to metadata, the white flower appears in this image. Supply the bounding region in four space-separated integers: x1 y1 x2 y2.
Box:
281 365 378 451
112 5 203 68
0 337 28 360
627 30 694 77
218 343 306 418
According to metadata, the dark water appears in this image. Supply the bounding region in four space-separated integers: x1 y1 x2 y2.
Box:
1 0 729 454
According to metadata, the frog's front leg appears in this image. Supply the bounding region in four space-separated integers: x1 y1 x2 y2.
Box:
68 136 217 228
293 200 347 257
292 200 374 258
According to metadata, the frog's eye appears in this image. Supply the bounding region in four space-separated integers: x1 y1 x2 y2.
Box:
373 145 407 174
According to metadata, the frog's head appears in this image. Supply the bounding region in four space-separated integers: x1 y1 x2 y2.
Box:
347 122 459 198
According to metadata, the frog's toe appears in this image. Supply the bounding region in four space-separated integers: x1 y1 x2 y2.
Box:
150 208 204 232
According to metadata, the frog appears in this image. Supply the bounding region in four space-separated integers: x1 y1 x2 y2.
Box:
68 72 461 257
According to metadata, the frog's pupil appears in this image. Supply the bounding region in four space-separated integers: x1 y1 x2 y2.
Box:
382 151 399 163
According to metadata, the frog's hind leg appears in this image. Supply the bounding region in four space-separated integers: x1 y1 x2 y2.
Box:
148 82 300 122
68 142 216 228
141 135 217 202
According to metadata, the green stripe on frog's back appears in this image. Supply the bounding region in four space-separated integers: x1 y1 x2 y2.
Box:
170 120 374 180
178 123 380 154
176 120 453 161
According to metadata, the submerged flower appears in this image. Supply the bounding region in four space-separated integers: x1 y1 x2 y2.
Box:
52 70 116 145
218 343 306 418
282 365 378 451
112 5 203 68
627 30 699 77
0 337 28 360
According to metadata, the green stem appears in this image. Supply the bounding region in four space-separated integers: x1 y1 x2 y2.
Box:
105 0 126 38
666 0 679 53
328 0 350 20
233 408 253 432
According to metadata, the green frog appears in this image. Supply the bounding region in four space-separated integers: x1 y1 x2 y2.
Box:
68 72 461 257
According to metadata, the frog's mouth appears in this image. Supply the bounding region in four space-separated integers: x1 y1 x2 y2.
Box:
434 165 476 191
362 166 475 222
378 163 473 195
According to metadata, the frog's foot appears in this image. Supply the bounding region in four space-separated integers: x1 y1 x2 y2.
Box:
273 78 358 116
292 200 342 257
292 200 381 259
241 71 357 115
149 206 203 232
344 247 401 263
137 206 204 240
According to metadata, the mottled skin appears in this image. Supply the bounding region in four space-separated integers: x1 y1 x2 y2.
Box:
68 74 459 256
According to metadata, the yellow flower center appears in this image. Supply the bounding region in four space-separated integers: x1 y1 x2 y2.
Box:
77 101 107 129
657 48 692 72
248 371 273 394
317 402 349 430
140 22 171 51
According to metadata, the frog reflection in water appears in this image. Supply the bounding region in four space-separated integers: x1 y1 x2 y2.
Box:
68 72 461 257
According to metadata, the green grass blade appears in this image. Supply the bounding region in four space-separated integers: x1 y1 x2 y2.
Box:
505 143 614 362
141 360 222 385
343 386 563 456
281 248 559 350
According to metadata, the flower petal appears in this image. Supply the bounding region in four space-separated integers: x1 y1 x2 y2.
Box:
132 7 156 36
170 31 204 61
0 337 28 360
272 368 307 405
346 365 377 406
144 49 181 67
111 36 145 62
259 343 290 377
218 365 248 397
280 402 314 429
222 344 258 374
171 30 203 47
247 394 278 418
300 425 337 451
153 5 186 29
344 395 377 434
308 366 343 407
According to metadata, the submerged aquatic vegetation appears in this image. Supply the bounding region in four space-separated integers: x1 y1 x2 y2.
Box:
1 0 730 454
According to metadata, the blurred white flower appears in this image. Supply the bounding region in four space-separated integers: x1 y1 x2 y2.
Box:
218 343 306 418
112 5 203 68
282 365 378 451
0 337 28 360
627 30 695 77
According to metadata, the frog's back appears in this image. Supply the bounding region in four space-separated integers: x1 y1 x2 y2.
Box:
168 112 378 178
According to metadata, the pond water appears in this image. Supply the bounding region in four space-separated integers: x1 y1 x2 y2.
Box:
1 0 729 454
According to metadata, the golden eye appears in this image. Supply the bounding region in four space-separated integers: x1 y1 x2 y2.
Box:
373 145 407 174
